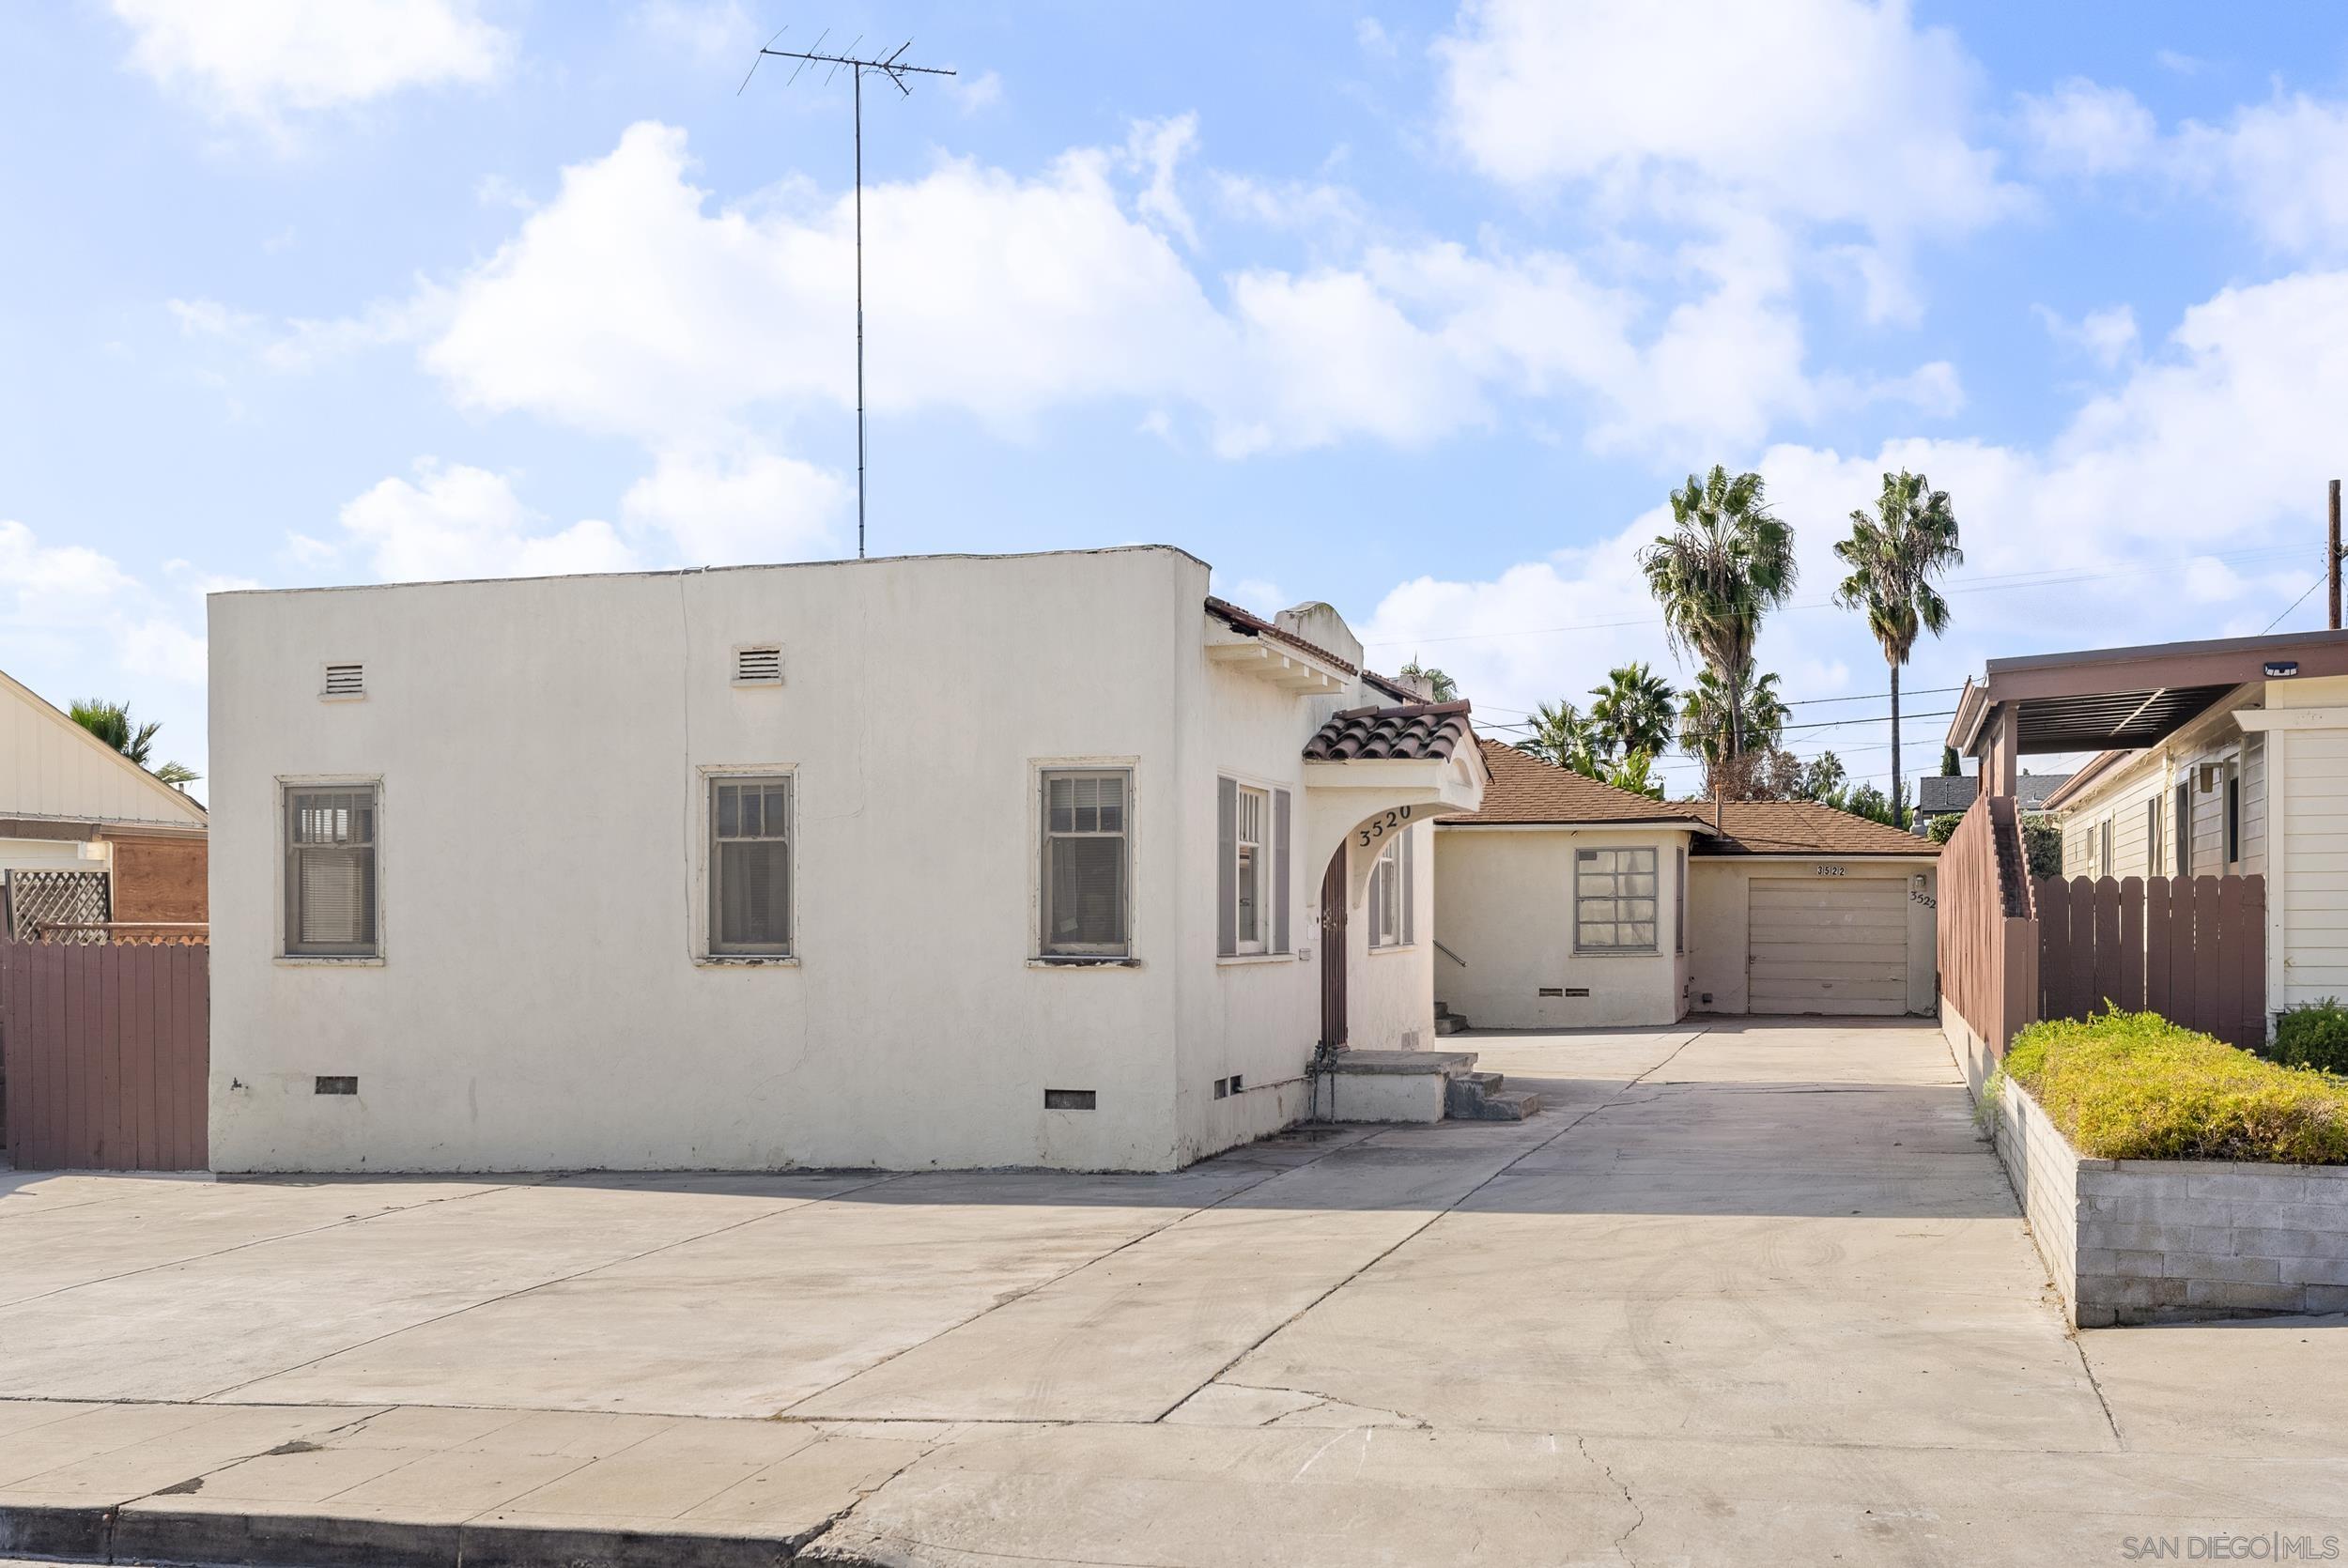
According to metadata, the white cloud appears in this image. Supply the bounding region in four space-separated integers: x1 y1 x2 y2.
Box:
2017 78 2157 176
1209 575 1288 616
1355 18 1398 60
951 70 1005 115
333 460 639 583
1359 267 2348 786
2036 303 2139 367
1433 0 2016 242
620 443 848 567
404 120 1940 465
111 0 507 123
0 521 208 703
631 0 752 63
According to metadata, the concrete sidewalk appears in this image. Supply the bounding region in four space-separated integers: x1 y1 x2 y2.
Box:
3 1020 2344 1565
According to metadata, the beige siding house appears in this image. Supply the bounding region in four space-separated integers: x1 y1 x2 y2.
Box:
1435 742 1939 1028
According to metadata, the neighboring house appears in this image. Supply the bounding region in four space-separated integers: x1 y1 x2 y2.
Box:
1949 626 2348 1015
0 666 208 935
207 546 1488 1175
1912 770 2073 837
1434 741 1939 1028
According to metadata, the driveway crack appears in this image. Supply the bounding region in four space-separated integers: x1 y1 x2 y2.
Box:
1577 1435 1646 1563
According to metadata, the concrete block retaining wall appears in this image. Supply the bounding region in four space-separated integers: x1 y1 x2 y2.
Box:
1946 1005 2348 1327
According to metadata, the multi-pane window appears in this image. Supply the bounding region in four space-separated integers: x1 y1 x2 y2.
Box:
1367 828 1413 949
285 784 378 957
1575 846 1658 953
710 776 792 956
1042 770 1130 958
1235 785 1267 953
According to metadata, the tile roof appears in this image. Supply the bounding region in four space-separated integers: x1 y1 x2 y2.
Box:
1446 740 1938 855
1303 701 1475 762
1681 799 1940 858
1448 739 1699 825
1203 596 1359 675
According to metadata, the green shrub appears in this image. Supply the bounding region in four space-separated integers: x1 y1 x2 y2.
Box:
2020 814 2063 878
1926 813 1960 844
2272 1000 2348 1074
1997 1008 2348 1163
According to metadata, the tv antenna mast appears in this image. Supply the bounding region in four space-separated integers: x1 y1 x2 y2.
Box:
741 28 955 561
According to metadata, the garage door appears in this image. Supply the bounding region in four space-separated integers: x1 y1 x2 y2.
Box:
1748 877 1909 1016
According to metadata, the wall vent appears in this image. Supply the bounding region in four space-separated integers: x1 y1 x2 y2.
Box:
1539 986 1590 998
733 646 784 686
315 1076 358 1096
1537 987 1564 998
321 663 364 700
1044 1088 1096 1110
1213 1077 1229 1099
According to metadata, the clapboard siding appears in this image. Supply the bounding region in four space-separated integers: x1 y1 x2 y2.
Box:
2286 730 2348 1004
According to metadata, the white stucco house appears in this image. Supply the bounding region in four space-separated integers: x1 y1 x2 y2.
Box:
207 546 1489 1175
1 666 209 934
1435 741 1939 1027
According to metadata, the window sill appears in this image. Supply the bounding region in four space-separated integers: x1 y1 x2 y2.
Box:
275 956 385 967
695 955 799 968
1367 943 1418 956
1572 948 1661 959
1029 956 1142 970
1216 952 1295 967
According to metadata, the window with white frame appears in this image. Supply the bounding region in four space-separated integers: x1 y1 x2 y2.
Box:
2145 797 2163 878
1674 845 1688 955
1367 827 1414 949
2098 816 2114 877
709 776 792 956
284 783 378 957
1575 846 1657 954
1217 778 1290 958
1235 785 1266 952
1042 769 1130 958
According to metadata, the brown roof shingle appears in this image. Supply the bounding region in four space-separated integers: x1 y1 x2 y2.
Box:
1449 740 1939 855
1450 738 1696 824
1304 701 1475 762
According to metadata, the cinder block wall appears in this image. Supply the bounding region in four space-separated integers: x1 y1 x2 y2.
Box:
1984 1047 2348 1326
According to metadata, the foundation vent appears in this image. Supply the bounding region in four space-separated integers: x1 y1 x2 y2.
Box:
1044 1088 1096 1111
315 1076 358 1096
734 646 784 686
320 663 364 700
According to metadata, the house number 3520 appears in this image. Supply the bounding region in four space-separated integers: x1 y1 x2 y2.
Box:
1357 806 1413 847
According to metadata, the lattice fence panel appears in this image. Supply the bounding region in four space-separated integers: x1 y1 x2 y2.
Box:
4 869 111 944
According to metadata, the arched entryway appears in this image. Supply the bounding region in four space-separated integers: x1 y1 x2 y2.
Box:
1319 845 1348 1049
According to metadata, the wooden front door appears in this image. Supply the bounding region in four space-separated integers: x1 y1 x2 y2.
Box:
1319 847 1348 1049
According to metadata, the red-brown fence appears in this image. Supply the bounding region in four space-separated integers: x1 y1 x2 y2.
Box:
2033 875 2265 1052
0 935 209 1171
1937 792 2039 1055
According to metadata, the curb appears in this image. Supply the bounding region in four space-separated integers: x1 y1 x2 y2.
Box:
1 1501 831 1567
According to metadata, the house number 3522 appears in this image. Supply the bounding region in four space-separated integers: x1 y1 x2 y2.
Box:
1357 806 1413 847
1815 864 1846 877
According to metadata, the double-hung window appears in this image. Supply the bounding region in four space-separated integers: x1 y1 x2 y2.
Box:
710 776 792 957
284 784 379 958
1575 846 1657 954
1042 769 1130 959
1217 779 1291 958
1367 827 1414 950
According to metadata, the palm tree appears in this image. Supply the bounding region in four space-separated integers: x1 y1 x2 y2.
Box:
1678 667 1788 768
1832 470 1963 816
1515 699 1607 778
1639 465 1798 761
1587 662 1676 762
1397 657 1459 701
1604 748 1664 801
69 699 199 788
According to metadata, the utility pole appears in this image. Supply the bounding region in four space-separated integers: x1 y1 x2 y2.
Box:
2330 478 2341 630
741 31 955 561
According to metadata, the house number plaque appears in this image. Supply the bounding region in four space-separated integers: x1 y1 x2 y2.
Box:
1355 806 1413 847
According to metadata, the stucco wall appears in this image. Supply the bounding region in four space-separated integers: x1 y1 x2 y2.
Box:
210 547 1444 1176
1432 825 1691 1029
1687 859 1937 1017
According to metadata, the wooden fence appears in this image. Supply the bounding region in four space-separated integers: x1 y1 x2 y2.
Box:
1937 792 2039 1055
2033 875 2266 1052
0 936 209 1171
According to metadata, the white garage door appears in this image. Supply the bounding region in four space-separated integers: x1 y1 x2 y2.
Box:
1748 876 1909 1016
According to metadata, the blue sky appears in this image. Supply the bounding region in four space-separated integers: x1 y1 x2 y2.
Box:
8 2 2348 797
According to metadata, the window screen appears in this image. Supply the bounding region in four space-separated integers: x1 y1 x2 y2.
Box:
1575 846 1658 953
1042 770 1130 957
285 785 378 957
1367 831 1413 949
711 776 792 955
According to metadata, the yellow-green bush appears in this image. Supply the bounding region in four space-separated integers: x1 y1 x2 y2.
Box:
1997 1008 2348 1163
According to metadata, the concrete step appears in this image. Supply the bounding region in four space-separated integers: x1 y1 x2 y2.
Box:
1444 1071 1539 1121
1433 1013 1470 1036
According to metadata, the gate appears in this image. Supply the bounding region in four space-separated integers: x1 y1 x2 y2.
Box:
2033 875 2265 1052
0 935 209 1171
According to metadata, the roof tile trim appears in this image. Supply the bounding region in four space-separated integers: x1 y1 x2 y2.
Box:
1203 596 1360 675
1303 700 1475 762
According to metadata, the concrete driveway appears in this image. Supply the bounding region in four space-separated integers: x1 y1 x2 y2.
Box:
2 1019 2343 1565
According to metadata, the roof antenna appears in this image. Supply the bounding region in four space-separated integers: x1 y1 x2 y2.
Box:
742 27 958 561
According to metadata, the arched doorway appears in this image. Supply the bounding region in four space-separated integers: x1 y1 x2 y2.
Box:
1319 844 1347 1049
